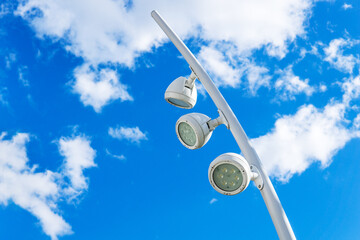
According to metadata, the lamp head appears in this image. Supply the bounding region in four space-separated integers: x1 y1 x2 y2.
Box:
175 113 212 150
165 76 197 109
208 153 251 195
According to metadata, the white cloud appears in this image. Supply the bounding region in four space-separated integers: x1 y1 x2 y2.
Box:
109 126 147 144
299 44 319 60
354 114 360 129
0 88 8 106
342 74 360 104
324 38 359 74
0 132 71 240
319 83 327 92
245 62 271 95
71 64 133 112
252 102 357 182
15 0 313 111
15 0 154 67
342 3 353 10
0 3 11 17
58 135 97 198
198 45 242 88
5 52 16 69
252 73 360 182
18 65 30 87
0 132 97 239
197 45 271 94
16 0 312 66
326 21 336 33
209 198 218 204
105 149 126 161
274 66 315 101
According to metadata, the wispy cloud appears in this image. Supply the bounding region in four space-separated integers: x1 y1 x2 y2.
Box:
18 65 30 87
198 45 271 95
5 52 16 69
342 74 360 105
106 149 126 161
0 3 11 17
274 65 315 101
299 44 320 60
198 45 242 88
0 88 8 106
109 126 148 144
342 3 352 10
354 114 360 129
324 38 359 74
245 62 271 95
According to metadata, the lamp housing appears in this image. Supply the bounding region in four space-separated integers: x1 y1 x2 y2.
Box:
208 153 251 195
165 76 197 109
175 113 212 150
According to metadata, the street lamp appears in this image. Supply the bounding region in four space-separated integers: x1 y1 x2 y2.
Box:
165 72 197 109
176 113 212 149
209 153 253 196
152 10 296 240
175 111 227 149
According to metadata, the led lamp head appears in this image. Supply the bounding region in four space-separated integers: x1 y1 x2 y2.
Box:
208 153 251 195
176 113 212 150
165 75 197 109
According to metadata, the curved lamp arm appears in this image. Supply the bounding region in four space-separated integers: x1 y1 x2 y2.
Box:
151 10 296 240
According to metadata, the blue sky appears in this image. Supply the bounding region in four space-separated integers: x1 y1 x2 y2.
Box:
0 0 359 239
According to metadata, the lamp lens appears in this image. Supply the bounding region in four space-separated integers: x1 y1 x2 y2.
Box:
213 163 243 191
168 98 190 108
178 122 197 146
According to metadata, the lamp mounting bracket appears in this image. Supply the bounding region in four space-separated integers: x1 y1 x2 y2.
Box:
185 67 197 88
250 165 264 190
207 110 229 130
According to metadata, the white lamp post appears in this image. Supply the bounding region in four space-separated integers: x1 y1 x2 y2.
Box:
151 10 296 240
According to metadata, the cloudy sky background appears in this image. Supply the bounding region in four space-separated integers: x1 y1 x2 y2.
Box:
0 0 359 239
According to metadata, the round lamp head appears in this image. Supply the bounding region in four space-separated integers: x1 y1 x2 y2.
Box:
165 77 197 109
176 113 212 150
208 153 251 195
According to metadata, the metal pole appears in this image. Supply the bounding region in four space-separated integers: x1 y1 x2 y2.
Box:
151 10 296 240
